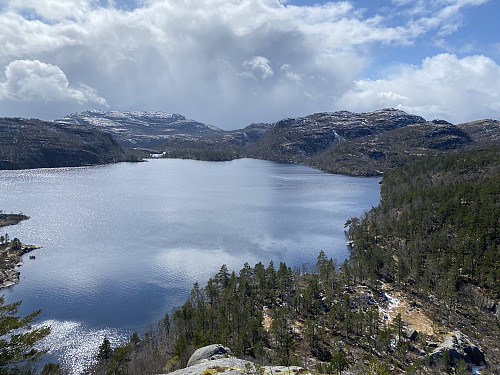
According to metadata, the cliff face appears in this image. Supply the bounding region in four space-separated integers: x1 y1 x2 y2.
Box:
0 118 134 170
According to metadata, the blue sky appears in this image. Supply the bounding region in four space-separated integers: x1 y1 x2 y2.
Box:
0 0 499 128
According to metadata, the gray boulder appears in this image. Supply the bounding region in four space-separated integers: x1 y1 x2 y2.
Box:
163 356 309 375
430 331 486 366
187 344 232 367
406 328 418 341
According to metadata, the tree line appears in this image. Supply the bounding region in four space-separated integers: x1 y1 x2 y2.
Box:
346 146 500 299
5 146 499 374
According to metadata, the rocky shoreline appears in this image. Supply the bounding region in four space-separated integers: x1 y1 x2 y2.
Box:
0 213 40 288
0 240 41 288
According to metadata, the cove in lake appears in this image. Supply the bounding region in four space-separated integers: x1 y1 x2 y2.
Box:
0 158 380 373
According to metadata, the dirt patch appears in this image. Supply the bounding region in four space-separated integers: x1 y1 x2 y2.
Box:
262 307 272 333
380 285 435 336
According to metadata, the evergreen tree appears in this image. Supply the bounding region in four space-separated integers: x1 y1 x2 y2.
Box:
105 345 133 375
97 337 113 363
0 297 50 374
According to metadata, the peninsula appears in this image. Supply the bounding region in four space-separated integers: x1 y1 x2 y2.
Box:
0 214 39 288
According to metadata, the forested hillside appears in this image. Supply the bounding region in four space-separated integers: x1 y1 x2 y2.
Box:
87 146 500 375
347 147 499 297
0 118 137 169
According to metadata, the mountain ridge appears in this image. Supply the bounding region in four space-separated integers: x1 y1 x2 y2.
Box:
0 117 136 170
58 110 224 148
2 108 499 172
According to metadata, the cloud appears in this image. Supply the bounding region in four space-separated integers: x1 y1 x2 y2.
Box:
0 0 496 127
336 53 500 123
0 0 377 126
0 59 107 105
5 0 94 21
243 56 274 79
404 0 489 38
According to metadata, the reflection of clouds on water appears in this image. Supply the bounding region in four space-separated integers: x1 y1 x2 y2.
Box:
152 247 245 287
1 160 381 373
34 320 129 375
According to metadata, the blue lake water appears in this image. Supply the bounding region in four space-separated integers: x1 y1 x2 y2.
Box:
0 158 380 373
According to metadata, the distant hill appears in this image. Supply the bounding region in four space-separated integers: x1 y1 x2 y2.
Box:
139 108 497 175
308 118 479 175
0 118 135 170
243 109 427 171
22 108 498 174
58 108 500 176
58 110 224 148
457 119 500 144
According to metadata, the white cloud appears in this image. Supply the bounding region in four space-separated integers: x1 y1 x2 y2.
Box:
0 0 496 127
243 56 274 79
6 0 95 21
0 59 107 105
336 54 500 123
280 64 300 82
399 0 489 37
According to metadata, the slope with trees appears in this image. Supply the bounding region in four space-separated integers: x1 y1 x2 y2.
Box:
87 146 500 375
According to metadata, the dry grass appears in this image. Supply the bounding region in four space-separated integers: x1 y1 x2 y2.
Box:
381 284 435 336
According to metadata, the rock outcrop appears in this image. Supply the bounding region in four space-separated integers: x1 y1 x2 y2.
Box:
0 213 29 227
0 239 40 288
162 345 311 375
461 283 500 321
430 331 486 366
187 344 232 367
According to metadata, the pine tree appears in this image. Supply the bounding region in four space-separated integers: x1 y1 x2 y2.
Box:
97 337 113 363
0 297 51 372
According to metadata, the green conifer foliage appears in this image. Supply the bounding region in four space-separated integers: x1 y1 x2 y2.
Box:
0 297 50 374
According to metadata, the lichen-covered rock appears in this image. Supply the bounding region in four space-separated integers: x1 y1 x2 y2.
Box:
164 356 310 375
187 344 232 367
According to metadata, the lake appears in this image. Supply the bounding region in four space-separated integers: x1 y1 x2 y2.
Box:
0 158 380 373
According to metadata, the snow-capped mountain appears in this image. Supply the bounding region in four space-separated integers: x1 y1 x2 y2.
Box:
58 110 224 148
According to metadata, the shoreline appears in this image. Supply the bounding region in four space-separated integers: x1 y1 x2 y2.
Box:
0 242 41 289
0 213 40 289
0 213 29 227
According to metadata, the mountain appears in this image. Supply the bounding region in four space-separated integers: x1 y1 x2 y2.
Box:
457 119 500 144
218 122 274 147
0 118 135 170
55 108 500 176
243 108 426 162
215 110 498 175
58 110 224 148
309 119 477 175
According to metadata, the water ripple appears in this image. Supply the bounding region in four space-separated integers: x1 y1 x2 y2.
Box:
34 320 129 375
